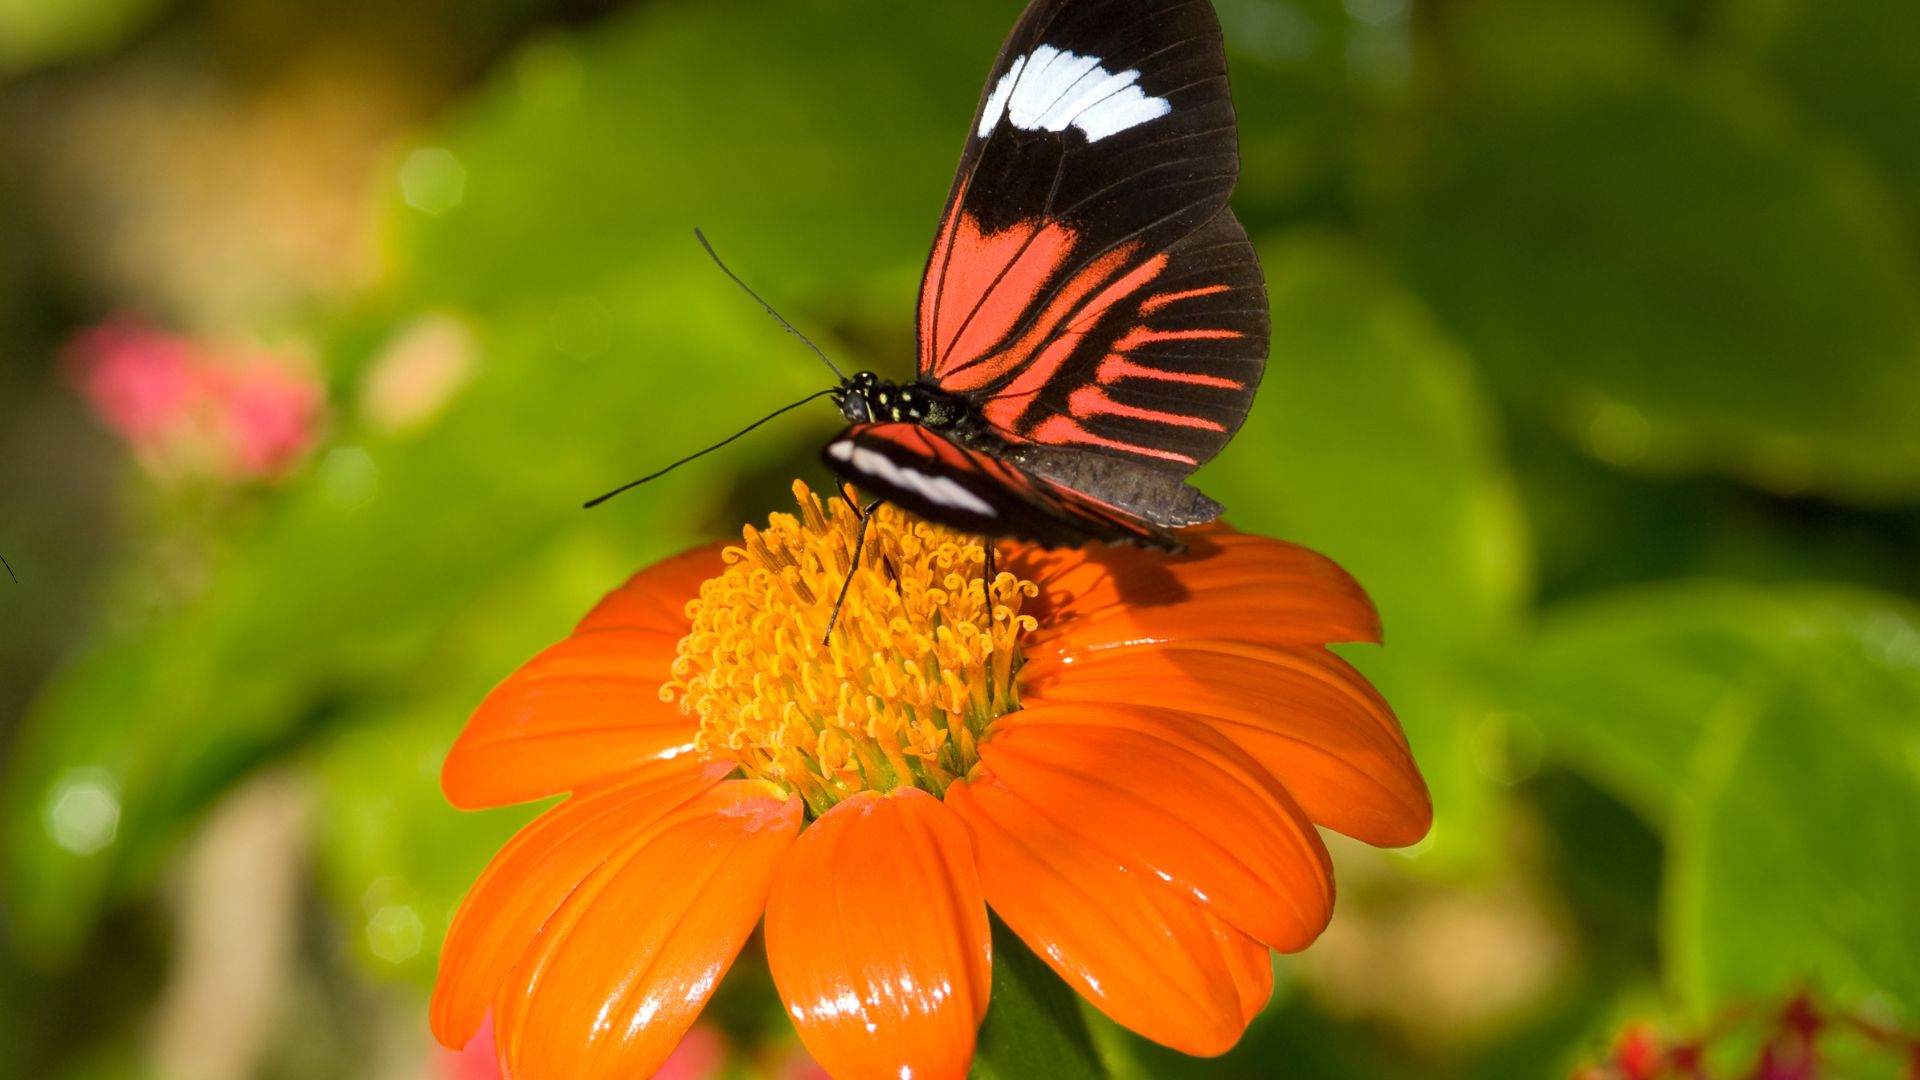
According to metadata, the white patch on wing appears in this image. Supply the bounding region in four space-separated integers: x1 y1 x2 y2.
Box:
829 440 997 517
976 55 1026 138
976 45 1171 143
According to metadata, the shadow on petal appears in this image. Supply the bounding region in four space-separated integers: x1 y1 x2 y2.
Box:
1021 642 1431 847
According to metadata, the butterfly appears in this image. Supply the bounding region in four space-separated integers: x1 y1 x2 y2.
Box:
820 0 1268 552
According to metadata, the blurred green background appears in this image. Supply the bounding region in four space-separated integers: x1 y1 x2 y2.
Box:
3 0 1918 1076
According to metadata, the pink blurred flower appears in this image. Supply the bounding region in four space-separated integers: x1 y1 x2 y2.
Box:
206 360 327 477
66 321 199 444
438 1016 502 1080
65 317 325 483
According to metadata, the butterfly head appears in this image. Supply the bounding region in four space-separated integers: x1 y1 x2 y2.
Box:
836 372 968 430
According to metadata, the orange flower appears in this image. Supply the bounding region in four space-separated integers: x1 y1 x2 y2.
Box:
432 481 1430 1079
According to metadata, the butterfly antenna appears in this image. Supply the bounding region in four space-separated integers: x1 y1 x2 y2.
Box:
694 229 846 381
1 553 13 584
583 387 840 509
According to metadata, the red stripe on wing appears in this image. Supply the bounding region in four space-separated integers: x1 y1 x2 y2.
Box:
1113 325 1246 348
957 249 1114 391
1139 284 1232 315
920 202 1081 378
1095 356 1243 389
970 247 1165 432
1066 386 1226 431
1028 414 1200 465
971 210 1269 473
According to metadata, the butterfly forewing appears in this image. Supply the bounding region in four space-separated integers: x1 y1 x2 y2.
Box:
823 424 1181 550
915 0 1266 479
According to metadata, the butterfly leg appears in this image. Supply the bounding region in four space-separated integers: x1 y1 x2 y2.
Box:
981 538 997 613
822 499 884 645
836 486 897 582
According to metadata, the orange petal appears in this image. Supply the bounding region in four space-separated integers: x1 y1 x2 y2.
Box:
1207 911 1274 1027
575 544 727 635
1011 529 1380 655
765 789 990 1080
492 780 801 1079
442 545 726 809
945 774 1252 1057
1021 642 1431 848
978 705 1332 952
429 757 734 1049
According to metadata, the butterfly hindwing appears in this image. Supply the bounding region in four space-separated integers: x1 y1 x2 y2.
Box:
985 207 1266 474
915 0 1265 479
822 423 1181 550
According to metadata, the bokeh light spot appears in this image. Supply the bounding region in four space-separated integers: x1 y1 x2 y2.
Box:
1223 0 1318 63
400 148 467 216
318 447 379 510
1342 0 1407 26
43 768 122 856
1862 612 1920 670
367 904 425 964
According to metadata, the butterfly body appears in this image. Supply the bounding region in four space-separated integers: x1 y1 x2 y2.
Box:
816 0 1269 552
833 372 973 432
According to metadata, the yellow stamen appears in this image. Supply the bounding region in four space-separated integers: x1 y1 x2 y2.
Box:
665 481 1038 816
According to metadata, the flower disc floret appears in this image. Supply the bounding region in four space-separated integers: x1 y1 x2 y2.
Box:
666 482 1037 815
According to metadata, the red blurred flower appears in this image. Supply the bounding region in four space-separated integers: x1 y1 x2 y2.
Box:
1579 991 1920 1080
65 317 324 482
433 482 1431 1078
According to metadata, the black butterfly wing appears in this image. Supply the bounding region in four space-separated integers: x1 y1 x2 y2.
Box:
916 0 1267 478
822 423 1182 551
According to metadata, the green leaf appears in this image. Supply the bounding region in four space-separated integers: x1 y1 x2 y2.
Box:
1507 584 1787 823
1203 235 1530 868
1506 582 1920 1017
1387 62 1920 499
1728 0 1920 211
971 917 1106 1080
1667 602 1920 1019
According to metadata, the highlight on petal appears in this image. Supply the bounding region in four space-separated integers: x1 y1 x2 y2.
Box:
430 758 735 1049
977 704 1333 953
1012 528 1381 655
492 780 802 1079
765 789 990 1080
946 774 1258 1057
1021 641 1431 847
442 543 726 809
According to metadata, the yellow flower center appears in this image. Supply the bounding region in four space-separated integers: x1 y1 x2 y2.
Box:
665 481 1038 816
